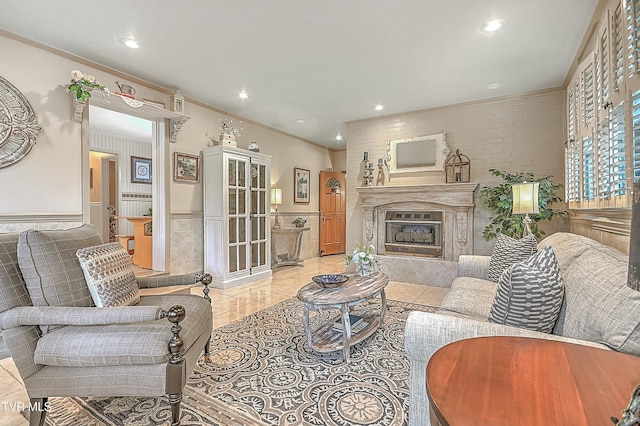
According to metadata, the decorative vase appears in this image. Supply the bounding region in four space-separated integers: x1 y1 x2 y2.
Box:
357 265 372 277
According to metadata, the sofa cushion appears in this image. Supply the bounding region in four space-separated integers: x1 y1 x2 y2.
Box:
537 232 598 272
17 224 102 308
0 233 32 313
34 294 212 367
555 247 640 356
76 243 140 308
438 277 497 319
488 246 564 333
487 234 537 283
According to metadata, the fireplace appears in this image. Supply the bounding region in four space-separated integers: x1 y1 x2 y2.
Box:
385 210 443 257
356 183 478 262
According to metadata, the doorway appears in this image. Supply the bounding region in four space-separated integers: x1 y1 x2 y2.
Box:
86 105 159 270
319 171 346 256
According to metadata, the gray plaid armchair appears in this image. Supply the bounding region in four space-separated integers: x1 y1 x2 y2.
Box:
0 225 213 426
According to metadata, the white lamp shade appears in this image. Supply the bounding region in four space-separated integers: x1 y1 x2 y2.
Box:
270 187 282 205
512 182 540 215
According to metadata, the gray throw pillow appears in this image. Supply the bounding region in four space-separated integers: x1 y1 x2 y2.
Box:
18 224 103 308
76 243 140 308
487 233 537 283
488 246 564 333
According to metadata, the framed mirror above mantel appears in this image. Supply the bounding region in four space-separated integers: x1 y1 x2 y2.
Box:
388 132 450 174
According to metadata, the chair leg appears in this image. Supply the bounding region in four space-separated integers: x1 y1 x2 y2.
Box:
168 392 182 426
205 337 211 356
29 397 48 426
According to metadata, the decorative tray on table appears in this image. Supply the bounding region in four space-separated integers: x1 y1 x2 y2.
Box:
312 274 349 288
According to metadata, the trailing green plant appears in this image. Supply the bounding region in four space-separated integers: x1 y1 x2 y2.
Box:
480 169 568 240
68 70 107 101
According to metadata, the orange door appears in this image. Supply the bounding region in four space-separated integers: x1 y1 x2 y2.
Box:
319 171 346 256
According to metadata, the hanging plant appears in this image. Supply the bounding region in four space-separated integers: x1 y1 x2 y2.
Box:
480 169 568 240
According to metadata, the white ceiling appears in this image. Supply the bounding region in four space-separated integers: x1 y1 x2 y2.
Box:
0 0 598 149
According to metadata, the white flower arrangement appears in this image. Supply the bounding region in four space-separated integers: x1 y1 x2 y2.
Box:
218 118 242 137
345 243 378 276
68 70 108 101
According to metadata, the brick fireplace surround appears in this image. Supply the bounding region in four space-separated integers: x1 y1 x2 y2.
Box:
356 183 479 287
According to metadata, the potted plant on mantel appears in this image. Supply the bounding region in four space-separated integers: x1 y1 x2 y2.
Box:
480 169 568 240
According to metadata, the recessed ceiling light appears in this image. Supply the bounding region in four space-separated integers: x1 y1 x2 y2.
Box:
481 19 506 33
335 134 343 141
238 90 248 99
119 37 141 49
296 119 307 124
374 104 384 111
485 82 504 90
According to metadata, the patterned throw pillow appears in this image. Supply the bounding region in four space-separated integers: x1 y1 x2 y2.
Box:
487 233 537 283
76 243 140 308
488 246 564 333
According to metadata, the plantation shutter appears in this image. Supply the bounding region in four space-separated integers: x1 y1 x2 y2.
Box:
632 90 640 184
612 0 627 104
610 102 628 204
625 0 640 92
596 10 612 121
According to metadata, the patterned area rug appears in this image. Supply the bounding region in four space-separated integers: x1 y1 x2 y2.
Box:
40 298 436 426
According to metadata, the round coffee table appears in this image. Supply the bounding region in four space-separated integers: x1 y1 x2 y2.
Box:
297 272 389 363
426 336 640 425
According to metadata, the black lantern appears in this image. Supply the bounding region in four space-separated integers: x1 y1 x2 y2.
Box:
445 149 470 183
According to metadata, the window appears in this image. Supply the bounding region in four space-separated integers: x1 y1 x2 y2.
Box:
565 0 639 211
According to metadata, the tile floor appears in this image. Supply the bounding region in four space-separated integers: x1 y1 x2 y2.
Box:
0 255 449 426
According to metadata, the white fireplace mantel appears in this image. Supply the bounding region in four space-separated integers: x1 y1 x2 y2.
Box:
356 183 479 262
356 183 478 207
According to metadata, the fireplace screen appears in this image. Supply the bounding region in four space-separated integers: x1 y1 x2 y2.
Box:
384 210 443 257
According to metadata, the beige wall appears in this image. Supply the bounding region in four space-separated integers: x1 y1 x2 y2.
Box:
345 89 569 256
0 32 334 272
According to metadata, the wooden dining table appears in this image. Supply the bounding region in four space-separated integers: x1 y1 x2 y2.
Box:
426 336 640 426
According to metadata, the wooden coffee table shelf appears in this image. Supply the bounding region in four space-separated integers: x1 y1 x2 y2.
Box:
297 272 389 363
426 336 640 426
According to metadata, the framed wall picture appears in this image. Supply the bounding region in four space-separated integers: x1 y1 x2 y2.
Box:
131 156 152 184
174 152 200 183
294 167 310 203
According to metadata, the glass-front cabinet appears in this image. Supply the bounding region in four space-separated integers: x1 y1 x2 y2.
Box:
204 145 271 288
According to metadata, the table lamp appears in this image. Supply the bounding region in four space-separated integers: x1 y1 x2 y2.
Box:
512 182 539 237
271 187 282 229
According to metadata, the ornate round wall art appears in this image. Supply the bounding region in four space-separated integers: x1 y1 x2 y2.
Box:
0 75 42 169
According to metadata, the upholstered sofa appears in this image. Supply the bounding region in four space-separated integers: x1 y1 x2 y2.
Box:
405 232 640 426
0 225 213 425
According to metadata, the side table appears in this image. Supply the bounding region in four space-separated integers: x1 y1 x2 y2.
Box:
271 227 309 268
426 336 640 425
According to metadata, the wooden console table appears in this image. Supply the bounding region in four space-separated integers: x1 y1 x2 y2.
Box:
271 227 309 268
426 336 640 425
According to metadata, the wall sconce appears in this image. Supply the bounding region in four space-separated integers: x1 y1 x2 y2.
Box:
445 149 471 183
270 187 282 229
512 182 539 237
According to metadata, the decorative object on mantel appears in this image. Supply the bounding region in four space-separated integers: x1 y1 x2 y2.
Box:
445 149 471 183
248 141 260 152
362 161 374 186
218 118 242 146
376 159 386 186
345 242 378 277
480 169 567 240
170 90 185 114
69 77 189 143
68 70 107 101
293 217 307 228
0 75 42 169
115 81 136 98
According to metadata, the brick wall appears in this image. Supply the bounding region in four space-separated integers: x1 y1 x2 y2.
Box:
345 89 569 255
